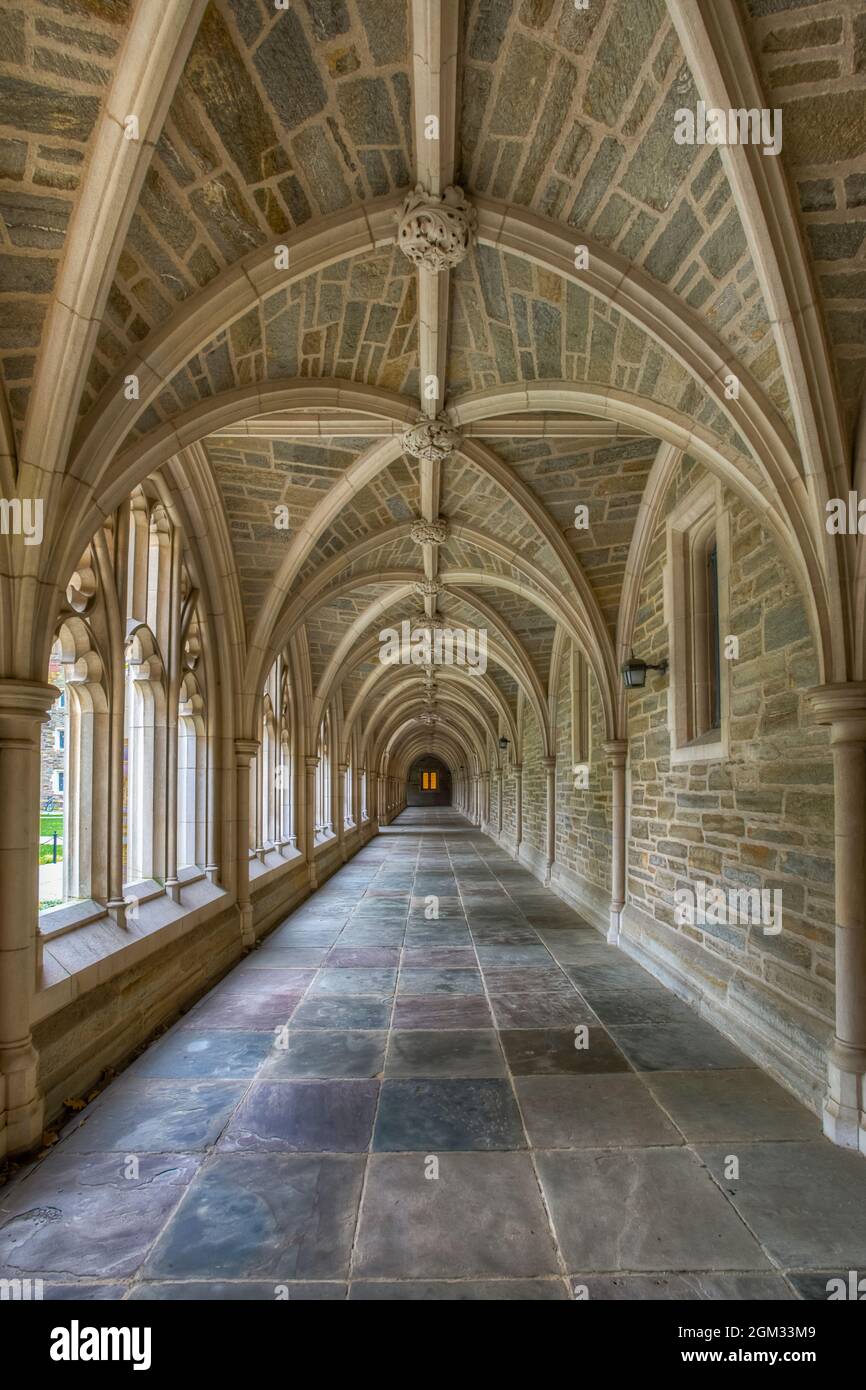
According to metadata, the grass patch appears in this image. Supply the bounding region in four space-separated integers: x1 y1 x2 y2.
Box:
39 843 63 865
40 814 63 836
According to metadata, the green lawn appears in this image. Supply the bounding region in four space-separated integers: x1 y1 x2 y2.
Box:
40 814 63 836
39 842 63 865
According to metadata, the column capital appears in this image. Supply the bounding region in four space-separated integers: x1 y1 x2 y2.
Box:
512 764 522 776
603 739 629 766
337 761 349 773
808 683 866 738
0 678 58 726
233 738 259 764
542 755 557 770
304 755 320 771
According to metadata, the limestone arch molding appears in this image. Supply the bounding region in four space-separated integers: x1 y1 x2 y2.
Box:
341 636 521 739
377 719 484 787
64 197 800 509
364 671 504 751
450 384 845 685
372 699 488 778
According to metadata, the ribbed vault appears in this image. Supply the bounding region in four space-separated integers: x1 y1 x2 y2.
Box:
1 0 862 780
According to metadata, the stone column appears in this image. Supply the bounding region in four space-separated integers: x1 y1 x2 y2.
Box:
233 739 258 948
495 768 503 837
0 680 56 1158
336 762 348 861
809 684 866 1152
304 755 319 886
604 740 629 946
543 755 556 883
513 764 523 858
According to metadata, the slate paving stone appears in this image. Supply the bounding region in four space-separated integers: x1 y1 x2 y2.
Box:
338 924 406 946
787 1271 863 1300
528 929 601 956
181 982 307 1029
59 1079 246 1154
645 1070 821 1142
537 1149 770 1272
260 1030 388 1079
353 1153 560 1278
220 1080 379 1152
40 1284 130 1300
0 1153 201 1278
397 967 485 996
263 925 342 947
578 987 700 1026
608 1017 755 1071
130 1029 275 1079
384 1030 506 1078
242 947 328 969
349 1279 569 1299
516 1075 682 1148
475 944 554 966
291 997 392 1030
400 946 476 967
499 1027 629 1075
143 1153 365 1280
480 966 574 995
374 1078 525 1151
698 1141 866 1268
392 996 493 1029
308 967 397 999
327 947 401 967
130 1281 347 1300
404 930 473 952
573 1274 795 1300
489 993 595 1029
14 809 864 1299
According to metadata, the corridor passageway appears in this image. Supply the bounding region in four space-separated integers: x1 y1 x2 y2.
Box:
3 810 866 1301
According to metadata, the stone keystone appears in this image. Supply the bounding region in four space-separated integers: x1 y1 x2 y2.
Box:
397 184 477 271
401 415 462 462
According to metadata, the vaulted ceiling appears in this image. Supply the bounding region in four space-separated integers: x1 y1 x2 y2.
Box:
1 0 862 764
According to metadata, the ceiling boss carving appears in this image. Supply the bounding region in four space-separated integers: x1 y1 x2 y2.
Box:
401 416 462 463
397 185 477 272
410 518 449 545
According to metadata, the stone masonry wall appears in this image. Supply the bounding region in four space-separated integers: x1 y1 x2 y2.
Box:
520 704 546 857
625 456 834 1093
554 659 612 893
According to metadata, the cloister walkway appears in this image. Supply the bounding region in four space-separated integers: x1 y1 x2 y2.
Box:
2 809 866 1300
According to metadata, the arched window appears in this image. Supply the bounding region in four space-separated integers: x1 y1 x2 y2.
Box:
316 711 332 840
261 692 277 848
40 488 218 927
177 672 205 870
124 628 167 886
278 665 295 850
344 752 353 828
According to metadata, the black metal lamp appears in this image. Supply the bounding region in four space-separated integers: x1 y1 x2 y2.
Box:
498 735 509 751
621 653 669 689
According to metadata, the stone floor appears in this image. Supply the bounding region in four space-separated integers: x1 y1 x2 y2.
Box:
3 808 866 1301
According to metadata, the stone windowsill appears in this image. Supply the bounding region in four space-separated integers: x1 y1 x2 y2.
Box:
35 876 231 1024
669 728 728 765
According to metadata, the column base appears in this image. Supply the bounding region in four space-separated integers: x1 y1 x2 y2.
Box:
238 902 255 949
205 864 220 884
823 1052 866 1154
0 1041 44 1159
165 879 181 905
107 898 128 928
607 905 623 946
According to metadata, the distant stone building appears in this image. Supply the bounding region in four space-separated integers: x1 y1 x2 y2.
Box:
40 654 66 813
